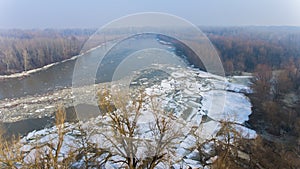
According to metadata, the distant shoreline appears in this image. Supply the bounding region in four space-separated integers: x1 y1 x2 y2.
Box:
0 43 106 80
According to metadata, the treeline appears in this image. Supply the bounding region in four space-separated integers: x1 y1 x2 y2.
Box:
213 27 300 167
203 26 300 74
1 27 300 76
244 63 300 168
203 26 300 168
0 29 95 75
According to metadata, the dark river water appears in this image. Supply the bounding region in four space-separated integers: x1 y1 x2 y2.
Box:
1 34 191 138
2 104 99 139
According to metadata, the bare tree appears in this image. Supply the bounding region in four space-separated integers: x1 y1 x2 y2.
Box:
0 134 24 168
97 89 182 169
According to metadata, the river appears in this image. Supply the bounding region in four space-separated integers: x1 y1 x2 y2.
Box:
0 34 191 138
0 34 185 100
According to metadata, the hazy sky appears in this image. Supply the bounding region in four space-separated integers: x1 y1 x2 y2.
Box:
0 0 299 29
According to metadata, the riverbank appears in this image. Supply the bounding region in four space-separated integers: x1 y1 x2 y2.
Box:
0 38 116 81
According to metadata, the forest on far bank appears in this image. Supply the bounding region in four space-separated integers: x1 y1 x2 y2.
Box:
1 27 300 76
0 29 94 75
203 26 300 74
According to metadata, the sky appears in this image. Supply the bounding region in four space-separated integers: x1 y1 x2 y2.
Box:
0 0 299 29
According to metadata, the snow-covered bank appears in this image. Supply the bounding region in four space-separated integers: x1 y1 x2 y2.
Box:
0 56 77 80
16 67 256 168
